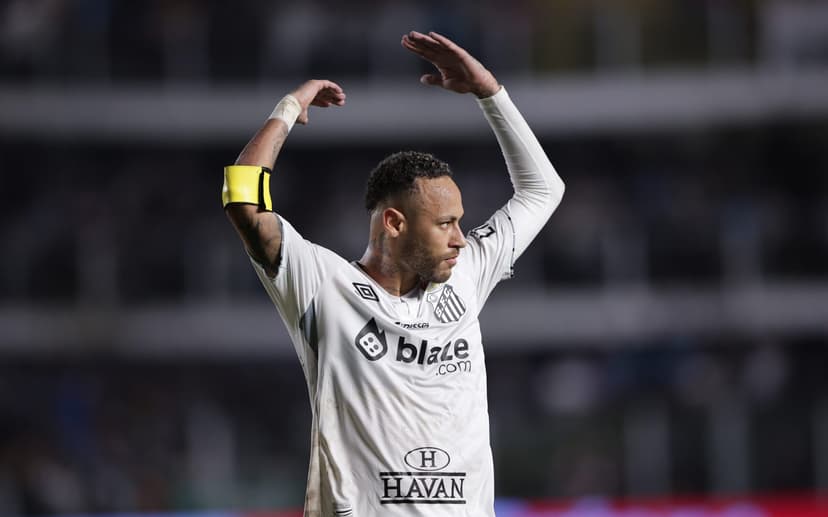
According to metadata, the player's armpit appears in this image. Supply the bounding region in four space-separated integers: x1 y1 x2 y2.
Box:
226 205 283 277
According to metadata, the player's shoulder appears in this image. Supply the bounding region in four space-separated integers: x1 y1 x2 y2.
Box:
273 216 358 293
278 215 348 262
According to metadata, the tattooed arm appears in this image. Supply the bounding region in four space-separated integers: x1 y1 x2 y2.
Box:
225 80 345 277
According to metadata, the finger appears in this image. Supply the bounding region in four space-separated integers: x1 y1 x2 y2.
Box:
307 79 343 96
311 89 345 108
327 82 344 94
401 36 429 54
318 97 345 107
408 30 442 49
311 96 337 107
292 79 341 106
320 89 346 105
326 87 346 99
327 94 346 105
317 87 342 99
320 80 344 95
402 37 441 62
429 32 471 61
420 74 442 87
405 38 444 59
428 31 460 51
403 32 445 54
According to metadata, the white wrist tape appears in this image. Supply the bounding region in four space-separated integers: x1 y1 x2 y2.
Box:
268 94 302 131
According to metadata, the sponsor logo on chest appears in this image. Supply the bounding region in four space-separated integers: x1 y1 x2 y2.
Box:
354 318 472 376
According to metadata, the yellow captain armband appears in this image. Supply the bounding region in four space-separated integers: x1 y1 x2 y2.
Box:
221 165 273 211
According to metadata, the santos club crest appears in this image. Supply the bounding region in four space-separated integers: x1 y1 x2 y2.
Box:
427 285 466 324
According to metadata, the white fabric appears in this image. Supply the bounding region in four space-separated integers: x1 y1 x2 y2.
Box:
249 87 563 517
269 94 302 131
476 87 565 259
393 288 422 320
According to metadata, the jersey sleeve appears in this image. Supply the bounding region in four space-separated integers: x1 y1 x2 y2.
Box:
477 87 564 260
459 86 564 309
249 215 337 353
460 206 516 307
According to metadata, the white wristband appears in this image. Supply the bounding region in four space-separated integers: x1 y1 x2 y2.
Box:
268 94 302 131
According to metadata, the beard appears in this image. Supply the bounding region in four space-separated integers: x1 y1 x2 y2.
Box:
401 235 452 285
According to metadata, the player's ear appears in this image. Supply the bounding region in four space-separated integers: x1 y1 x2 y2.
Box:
382 207 406 237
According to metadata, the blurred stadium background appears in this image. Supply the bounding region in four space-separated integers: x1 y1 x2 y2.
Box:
2 0 828 516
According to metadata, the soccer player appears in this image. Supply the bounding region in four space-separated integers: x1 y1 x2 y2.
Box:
223 31 564 517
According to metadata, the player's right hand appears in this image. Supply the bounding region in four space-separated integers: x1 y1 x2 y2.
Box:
289 79 346 125
401 31 500 99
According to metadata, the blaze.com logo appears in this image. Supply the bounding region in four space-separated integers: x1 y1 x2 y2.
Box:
354 319 472 376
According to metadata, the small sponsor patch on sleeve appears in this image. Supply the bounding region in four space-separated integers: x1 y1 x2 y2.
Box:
469 223 495 240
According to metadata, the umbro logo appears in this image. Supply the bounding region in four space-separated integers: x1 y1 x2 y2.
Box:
353 282 379 302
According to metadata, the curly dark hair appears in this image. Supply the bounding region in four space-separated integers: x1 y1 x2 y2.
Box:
364 151 453 212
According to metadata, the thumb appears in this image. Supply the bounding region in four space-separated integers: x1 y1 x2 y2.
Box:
419 74 442 87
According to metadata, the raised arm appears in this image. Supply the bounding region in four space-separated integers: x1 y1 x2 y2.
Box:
402 31 564 257
224 80 345 277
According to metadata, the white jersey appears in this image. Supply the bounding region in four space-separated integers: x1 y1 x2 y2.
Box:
251 208 514 517
248 87 565 517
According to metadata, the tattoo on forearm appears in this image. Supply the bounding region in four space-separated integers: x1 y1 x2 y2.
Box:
271 125 289 161
236 122 290 167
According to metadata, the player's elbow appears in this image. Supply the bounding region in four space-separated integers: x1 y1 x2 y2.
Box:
225 203 259 226
539 163 565 217
522 170 565 218
550 174 565 211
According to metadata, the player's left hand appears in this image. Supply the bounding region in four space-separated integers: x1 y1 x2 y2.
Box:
401 31 500 99
289 79 346 125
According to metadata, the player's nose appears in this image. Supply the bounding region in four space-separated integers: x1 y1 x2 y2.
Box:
450 224 467 249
